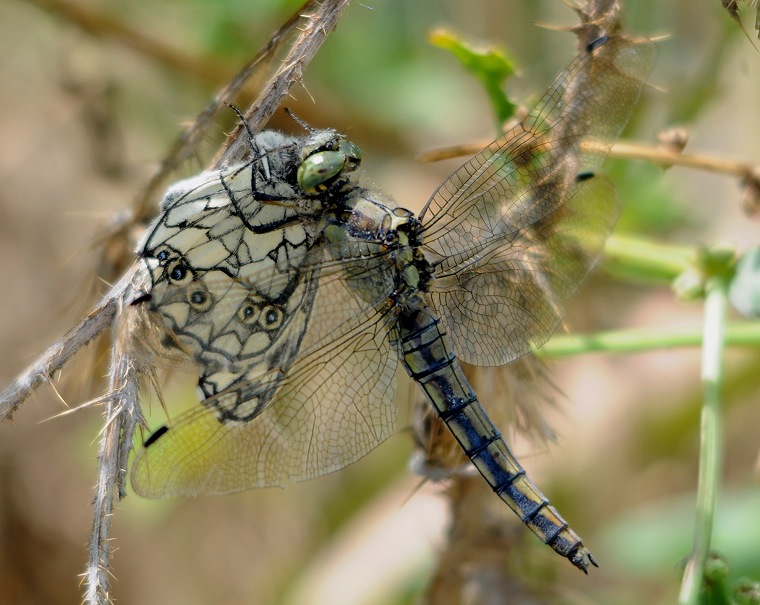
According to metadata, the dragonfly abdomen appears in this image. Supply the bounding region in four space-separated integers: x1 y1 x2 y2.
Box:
399 306 597 573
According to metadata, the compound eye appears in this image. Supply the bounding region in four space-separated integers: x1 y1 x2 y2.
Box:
187 288 212 312
167 260 193 285
338 139 362 170
260 305 284 330
297 150 345 194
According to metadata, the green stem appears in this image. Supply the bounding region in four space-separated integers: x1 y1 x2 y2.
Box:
535 321 760 357
677 276 728 605
604 233 696 282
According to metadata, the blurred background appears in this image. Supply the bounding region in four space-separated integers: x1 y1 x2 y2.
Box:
1 1 759 604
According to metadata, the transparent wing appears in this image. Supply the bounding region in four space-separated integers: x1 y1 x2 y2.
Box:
131 240 402 497
419 34 656 366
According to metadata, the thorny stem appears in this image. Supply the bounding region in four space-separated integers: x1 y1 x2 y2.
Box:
210 0 351 169
678 276 728 605
0 265 139 603
85 321 140 605
132 0 348 223
0 284 122 422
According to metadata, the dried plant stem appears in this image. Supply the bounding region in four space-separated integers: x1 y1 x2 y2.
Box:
609 140 760 178
0 268 140 605
84 319 141 605
0 287 120 422
420 138 760 180
211 0 351 169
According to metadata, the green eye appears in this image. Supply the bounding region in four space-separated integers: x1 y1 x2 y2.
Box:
338 140 362 167
297 150 346 194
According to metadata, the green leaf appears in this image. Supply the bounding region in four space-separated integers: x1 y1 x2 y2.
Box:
429 28 517 129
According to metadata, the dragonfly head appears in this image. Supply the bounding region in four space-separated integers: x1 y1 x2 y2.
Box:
297 131 362 195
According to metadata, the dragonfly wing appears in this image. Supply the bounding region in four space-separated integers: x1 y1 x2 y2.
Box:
429 173 617 366
420 34 655 366
131 243 400 497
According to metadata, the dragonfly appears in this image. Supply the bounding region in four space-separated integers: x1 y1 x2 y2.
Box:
130 33 655 572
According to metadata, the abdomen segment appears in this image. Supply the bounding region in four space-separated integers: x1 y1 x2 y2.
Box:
399 306 597 572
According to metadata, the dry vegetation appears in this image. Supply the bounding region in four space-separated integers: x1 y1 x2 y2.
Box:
1 1 759 604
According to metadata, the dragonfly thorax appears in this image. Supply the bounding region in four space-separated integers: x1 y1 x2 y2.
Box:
324 185 431 307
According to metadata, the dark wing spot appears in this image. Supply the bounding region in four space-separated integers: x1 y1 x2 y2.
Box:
170 265 187 281
237 303 258 324
586 35 609 53
262 306 283 329
130 292 152 306
143 425 169 448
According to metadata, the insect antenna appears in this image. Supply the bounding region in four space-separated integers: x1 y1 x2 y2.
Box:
225 102 258 153
284 107 316 133
225 102 299 170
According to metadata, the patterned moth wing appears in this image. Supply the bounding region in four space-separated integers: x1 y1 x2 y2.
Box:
131 129 402 496
137 131 327 421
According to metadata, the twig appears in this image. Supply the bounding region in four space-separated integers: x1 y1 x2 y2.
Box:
0 281 122 422
609 139 760 178
84 314 141 605
128 0 338 224
420 137 760 218
420 138 760 179
211 0 351 169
